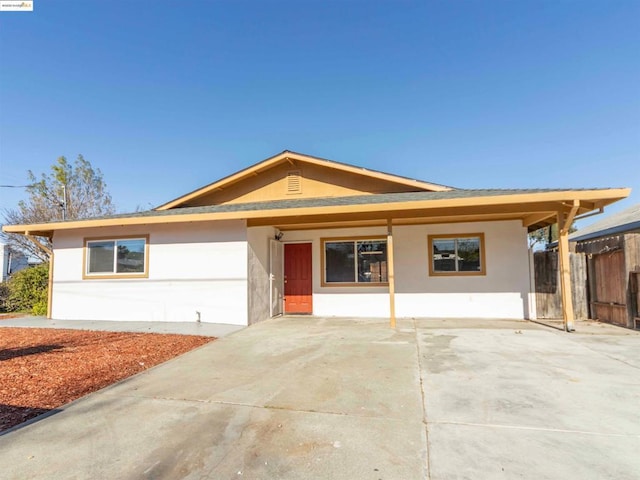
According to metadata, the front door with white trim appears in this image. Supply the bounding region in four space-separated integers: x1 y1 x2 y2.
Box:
269 239 284 317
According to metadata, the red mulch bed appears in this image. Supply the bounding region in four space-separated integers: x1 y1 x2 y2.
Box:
0 328 213 432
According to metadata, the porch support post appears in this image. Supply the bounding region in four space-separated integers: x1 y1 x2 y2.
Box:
557 201 579 332
387 219 396 328
24 231 54 319
46 250 54 319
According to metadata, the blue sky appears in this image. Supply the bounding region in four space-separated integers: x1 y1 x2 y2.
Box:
1 0 639 229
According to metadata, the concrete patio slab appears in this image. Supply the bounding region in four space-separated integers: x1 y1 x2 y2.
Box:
418 322 640 480
0 316 243 337
418 328 639 434
0 316 638 479
101 317 422 420
428 423 639 480
4 394 425 480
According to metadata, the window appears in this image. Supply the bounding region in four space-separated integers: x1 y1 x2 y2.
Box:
84 236 149 278
322 237 388 286
428 233 485 276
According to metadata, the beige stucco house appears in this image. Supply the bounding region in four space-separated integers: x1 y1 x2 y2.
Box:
2 151 630 329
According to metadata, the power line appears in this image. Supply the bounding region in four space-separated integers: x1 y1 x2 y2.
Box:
0 183 68 220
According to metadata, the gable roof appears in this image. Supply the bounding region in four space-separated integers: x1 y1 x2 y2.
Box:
570 203 640 242
155 150 454 210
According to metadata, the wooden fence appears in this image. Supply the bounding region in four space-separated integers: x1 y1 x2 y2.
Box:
533 251 588 319
589 250 627 326
575 232 640 329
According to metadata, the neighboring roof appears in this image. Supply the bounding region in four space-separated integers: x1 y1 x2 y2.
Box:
2 187 630 237
570 203 640 242
155 150 455 210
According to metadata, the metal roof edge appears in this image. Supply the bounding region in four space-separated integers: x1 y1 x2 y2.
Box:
570 221 640 243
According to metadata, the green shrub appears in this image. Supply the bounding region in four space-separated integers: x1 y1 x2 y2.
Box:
0 282 9 312
31 300 48 316
5 263 49 315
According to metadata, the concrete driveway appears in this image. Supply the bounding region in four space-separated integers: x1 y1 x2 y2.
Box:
1 317 639 479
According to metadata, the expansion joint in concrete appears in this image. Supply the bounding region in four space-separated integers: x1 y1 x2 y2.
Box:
431 420 640 438
413 318 432 480
111 393 408 421
560 335 640 371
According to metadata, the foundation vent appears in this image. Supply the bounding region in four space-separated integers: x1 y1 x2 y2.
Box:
286 170 302 194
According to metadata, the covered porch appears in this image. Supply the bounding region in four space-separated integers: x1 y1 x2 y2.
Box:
245 189 630 331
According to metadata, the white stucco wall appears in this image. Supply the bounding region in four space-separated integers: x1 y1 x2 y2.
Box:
283 220 531 319
51 218 531 323
393 222 531 319
51 220 249 325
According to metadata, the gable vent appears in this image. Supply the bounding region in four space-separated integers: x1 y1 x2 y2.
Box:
286 170 302 194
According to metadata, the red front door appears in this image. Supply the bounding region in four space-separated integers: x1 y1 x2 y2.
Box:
284 243 313 314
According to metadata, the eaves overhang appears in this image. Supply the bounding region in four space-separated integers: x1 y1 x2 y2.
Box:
2 188 630 237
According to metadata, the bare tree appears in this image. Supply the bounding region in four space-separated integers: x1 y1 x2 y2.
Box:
528 223 577 249
3 155 115 260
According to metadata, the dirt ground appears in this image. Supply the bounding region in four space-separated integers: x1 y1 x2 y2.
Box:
0 328 213 432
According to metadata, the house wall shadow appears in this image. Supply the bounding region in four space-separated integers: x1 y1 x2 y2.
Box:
0 404 61 435
0 344 63 361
